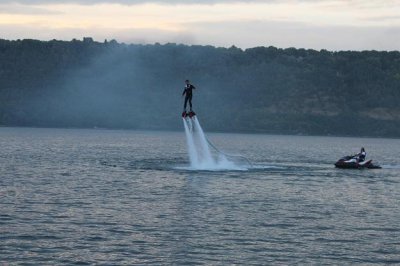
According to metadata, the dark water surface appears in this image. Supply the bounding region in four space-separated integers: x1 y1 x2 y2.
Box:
1 127 399 265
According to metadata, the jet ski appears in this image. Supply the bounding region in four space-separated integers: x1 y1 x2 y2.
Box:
335 155 381 169
182 111 196 118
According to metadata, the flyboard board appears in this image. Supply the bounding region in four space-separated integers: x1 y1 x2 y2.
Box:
182 111 196 119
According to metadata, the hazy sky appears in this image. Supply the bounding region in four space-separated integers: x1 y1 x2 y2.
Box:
0 0 399 50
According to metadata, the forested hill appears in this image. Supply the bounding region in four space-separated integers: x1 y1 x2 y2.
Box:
1 38 400 137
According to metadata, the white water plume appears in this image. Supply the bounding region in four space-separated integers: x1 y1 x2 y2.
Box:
183 118 198 165
182 116 247 171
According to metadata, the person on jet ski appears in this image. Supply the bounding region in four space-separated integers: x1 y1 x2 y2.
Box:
356 147 366 162
182 79 196 112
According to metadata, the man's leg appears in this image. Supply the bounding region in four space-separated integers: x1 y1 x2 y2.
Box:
184 96 189 111
189 95 193 111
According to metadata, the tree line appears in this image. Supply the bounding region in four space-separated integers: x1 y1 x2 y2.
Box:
0 38 399 137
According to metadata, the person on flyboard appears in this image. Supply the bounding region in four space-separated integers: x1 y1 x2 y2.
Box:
182 79 196 118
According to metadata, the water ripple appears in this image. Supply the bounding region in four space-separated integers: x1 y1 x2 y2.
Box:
0 128 399 265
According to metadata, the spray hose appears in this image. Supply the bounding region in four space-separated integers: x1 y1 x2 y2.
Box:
184 116 253 167
204 136 253 167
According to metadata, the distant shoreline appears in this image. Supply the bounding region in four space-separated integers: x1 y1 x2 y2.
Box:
1 125 399 140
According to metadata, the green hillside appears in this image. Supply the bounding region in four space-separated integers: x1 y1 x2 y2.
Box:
0 38 399 137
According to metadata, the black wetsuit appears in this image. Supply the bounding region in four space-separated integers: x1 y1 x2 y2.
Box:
358 151 366 162
182 84 195 111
